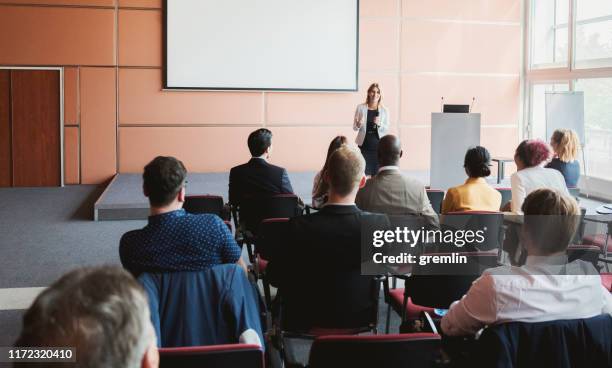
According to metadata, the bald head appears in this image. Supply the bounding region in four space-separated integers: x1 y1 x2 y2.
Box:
378 135 402 167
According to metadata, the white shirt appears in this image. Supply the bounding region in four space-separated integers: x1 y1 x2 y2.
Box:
377 165 400 173
441 254 612 336
510 166 569 214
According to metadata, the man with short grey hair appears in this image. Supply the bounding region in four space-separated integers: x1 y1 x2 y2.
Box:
15 266 159 368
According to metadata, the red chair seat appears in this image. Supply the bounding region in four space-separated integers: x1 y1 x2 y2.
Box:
601 273 612 292
583 234 612 252
257 258 268 274
389 288 435 320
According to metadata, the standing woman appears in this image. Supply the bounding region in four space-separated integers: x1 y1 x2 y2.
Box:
546 129 581 187
353 83 389 176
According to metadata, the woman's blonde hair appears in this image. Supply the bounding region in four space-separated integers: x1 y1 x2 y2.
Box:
551 129 580 162
365 83 382 106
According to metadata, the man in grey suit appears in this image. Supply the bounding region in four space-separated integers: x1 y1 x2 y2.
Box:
356 134 439 228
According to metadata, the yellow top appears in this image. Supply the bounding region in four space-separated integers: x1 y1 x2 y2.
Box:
441 177 502 214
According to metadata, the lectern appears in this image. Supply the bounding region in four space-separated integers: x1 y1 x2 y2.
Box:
430 113 481 191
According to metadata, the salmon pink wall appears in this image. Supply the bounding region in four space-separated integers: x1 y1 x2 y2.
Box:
0 0 521 183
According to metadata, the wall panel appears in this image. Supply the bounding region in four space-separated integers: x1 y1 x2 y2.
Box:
401 21 520 74
0 6 115 66
270 126 356 171
402 0 520 22
0 0 115 6
119 0 161 8
64 67 79 125
118 126 253 172
359 19 400 71
80 68 116 184
399 126 431 171
119 69 264 125
64 126 80 184
118 9 162 67
360 0 398 18
400 74 519 125
0 70 10 187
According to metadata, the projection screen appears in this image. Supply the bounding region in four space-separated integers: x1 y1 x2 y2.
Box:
165 0 359 91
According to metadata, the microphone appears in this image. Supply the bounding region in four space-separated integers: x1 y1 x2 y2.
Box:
469 97 476 113
441 97 444 112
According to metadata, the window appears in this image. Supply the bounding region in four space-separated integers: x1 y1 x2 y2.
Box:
574 0 612 68
575 78 612 180
530 0 569 69
527 0 612 196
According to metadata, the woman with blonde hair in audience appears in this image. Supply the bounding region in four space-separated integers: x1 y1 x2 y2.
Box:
442 146 501 213
546 128 581 187
503 139 569 214
312 135 348 208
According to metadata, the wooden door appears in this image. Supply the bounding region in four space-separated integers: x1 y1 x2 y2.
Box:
10 70 60 187
0 70 10 187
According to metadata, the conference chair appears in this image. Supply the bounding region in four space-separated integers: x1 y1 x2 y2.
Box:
184 194 230 220
139 264 264 348
253 217 290 308
601 273 612 292
443 211 505 252
159 344 264 368
567 244 601 269
273 274 385 365
308 333 441 368
385 252 499 331
426 189 444 214
582 221 612 271
476 315 612 368
495 187 512 211
232 194 302 261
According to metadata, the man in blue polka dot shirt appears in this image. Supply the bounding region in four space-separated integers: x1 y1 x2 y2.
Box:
120 156 246 277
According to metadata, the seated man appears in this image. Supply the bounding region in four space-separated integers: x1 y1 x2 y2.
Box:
356 134 439 228
120 156 245 277
15 266 158 368
266 145 389 331
229 128 294 205
442 188 612 336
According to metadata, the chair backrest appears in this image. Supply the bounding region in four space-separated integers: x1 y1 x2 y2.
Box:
184 195 228 220
308 333 441 368
477 315 612 368
495 187 512 210
408 252 499 309
567 245 600 268
159 344 264 368
238 194 301 233
138 264 263 348
426 189 444 214
255 217 290 261
443 211 504 251
601 273 612 292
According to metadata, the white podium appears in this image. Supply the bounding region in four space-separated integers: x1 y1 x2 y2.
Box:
430 113 481 191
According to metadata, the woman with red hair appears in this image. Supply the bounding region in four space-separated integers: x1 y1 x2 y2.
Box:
507 139 569 213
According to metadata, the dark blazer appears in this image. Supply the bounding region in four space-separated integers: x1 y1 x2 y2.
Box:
266 204 390 331
228 158 294 205
477 315 612 368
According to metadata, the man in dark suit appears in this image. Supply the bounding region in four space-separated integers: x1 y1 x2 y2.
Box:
266 145 389 332
228 128 294 205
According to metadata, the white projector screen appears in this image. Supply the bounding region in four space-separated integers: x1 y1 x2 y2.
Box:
165 0 358 91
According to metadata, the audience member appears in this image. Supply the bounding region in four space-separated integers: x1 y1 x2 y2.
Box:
442 189 612 336
267 145 389 331
15 266 159 368
229 128 294 205
120 156 245 277
546 129 581 187
356 134 438 228
505 139 568 213
312 135 348 208
441 146 501 213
